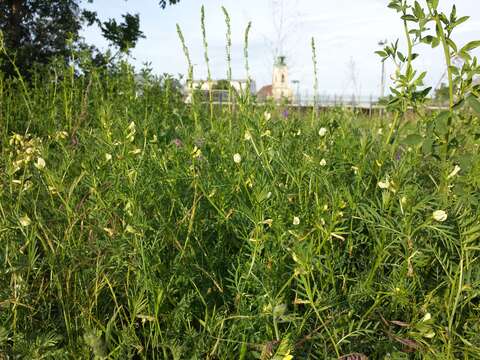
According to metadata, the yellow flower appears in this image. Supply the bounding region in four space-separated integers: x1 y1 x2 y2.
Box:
105 153 112 161
422 312 432 322
129 148 142 155
378 177 390 190
191 146 202 158
292 216 300 226
447 165 461 179
320 158 327 166
34 157 46 170
126 121 136 142
125 225 136 234
233 153 242 164
19 215 32 227
262 219 273 227
244 130 252 141
433 210 447 222
264 111 272 121
103 228 115 237
127 121 136 132
55 131 69 140
318 127 327 137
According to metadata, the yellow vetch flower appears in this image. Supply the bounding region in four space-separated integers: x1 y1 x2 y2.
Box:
378 176 390 190
129 148 142 155
34 157 46 170
433 210 447 222
191 146 202 158
233 153 242 164
19 215 32 227
447 165 461 179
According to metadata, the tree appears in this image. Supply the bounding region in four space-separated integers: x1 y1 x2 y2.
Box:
0 0 82 77
0 0 181 78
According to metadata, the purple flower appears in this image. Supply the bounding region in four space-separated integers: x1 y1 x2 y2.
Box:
172 138 183 148
395 149 402 161
282 109 289 118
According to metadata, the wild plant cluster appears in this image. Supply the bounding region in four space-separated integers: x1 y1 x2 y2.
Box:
0 1 480 359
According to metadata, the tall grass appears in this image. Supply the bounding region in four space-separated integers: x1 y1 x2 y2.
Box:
1 5 480 359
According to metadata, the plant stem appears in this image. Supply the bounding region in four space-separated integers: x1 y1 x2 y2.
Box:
201 6 214 126
435 16 454 110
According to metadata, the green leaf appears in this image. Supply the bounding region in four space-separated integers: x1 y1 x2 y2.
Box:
422 137 434 155
446 38 458 53
401 14 417 22
388 1 402 11
453 98 465 110
435 111 451 135
455 16 470 27
375 50 388 58
468 95 480 116
448 65 460 76
455 154 475 170
403 134 424 146
460 40 480 53
413 1 425 19
458 50 472 62
427 0 439 10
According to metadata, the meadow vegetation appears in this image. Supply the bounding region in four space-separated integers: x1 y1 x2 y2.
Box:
1 0 480 359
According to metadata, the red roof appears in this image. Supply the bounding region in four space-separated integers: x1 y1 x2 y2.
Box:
257 85 272 99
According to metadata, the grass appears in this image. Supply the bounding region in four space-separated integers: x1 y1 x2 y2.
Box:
0 61 480 359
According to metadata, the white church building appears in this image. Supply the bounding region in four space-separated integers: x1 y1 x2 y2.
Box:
257 56 294 103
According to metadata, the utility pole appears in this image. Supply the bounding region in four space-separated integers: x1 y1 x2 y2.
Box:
378 40 387 99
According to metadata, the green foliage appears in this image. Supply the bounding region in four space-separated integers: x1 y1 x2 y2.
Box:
0 0 181 78
99 13 145 53
0 0 82 78
1 1 479 359
1 57 480 358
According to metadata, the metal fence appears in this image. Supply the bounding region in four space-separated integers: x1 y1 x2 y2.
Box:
185 89 449 110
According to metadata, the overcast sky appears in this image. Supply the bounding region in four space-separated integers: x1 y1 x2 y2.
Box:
82 0 480 98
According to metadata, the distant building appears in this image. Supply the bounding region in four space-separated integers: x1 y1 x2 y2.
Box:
184 79 256 103
257 56 294 103
257 85 273 100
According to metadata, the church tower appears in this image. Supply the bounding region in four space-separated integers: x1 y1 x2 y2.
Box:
272 56 293 102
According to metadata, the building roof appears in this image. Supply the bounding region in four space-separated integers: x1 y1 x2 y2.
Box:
257 85 272 98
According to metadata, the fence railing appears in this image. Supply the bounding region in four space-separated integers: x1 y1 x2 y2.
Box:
184 89 449 109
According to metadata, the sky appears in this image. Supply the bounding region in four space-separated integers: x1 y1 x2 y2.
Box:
82 0 480 99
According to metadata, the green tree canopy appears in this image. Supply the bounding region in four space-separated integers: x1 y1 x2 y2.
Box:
0 0 180 78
